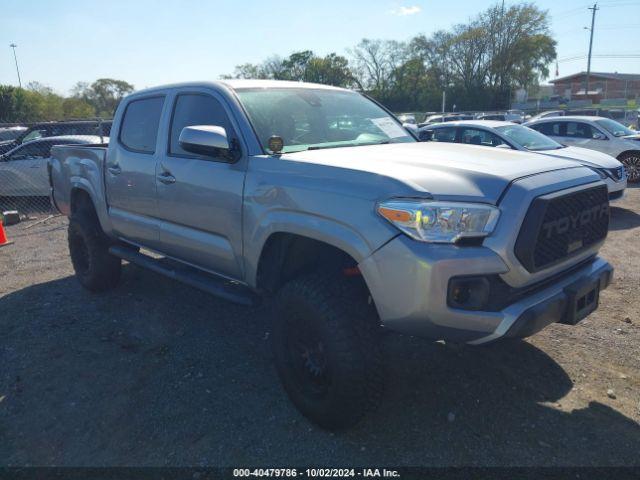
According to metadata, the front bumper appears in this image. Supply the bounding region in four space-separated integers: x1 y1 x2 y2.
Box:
358 235 613 345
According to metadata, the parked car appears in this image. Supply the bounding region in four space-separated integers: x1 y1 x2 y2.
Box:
505 109 526 123
397 113 416 124
0 120 112 156
526 110 565 123
0 126 27 142
525 116 640 182
0 135 105 197
51 80 612 430
418 120 626 200
476 113 507 121
420 113 473 126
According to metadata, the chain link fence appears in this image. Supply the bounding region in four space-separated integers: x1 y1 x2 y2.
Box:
0 119 111 222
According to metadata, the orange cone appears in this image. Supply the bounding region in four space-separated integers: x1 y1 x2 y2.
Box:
0 219 12 247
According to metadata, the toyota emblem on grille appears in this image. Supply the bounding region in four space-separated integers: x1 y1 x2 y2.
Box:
541 203 609 240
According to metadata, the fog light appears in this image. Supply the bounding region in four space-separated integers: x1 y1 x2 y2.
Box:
447 276 490 311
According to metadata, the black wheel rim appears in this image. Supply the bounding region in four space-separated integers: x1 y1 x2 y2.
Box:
286 316 331 397
70 232 91 275
623 155 640 182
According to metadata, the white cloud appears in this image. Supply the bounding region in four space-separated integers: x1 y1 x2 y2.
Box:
390 5 421 16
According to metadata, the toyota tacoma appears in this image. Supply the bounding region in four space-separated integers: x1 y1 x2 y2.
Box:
50 80 613 430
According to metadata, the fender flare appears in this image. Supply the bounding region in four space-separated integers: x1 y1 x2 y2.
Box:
244 209 379 288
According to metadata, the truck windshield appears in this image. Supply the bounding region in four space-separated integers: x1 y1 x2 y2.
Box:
235 88 415 153
496 124 563 151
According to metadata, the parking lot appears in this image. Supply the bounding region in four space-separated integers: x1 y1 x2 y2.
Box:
0 187 639 467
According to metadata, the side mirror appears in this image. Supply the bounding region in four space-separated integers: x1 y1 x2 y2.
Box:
495 144 512 149
592 132 606 140
179 125 230 156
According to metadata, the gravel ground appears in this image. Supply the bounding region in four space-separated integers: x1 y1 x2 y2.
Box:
0 187 639 467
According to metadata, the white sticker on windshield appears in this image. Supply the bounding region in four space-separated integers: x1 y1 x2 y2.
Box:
371 117 409 138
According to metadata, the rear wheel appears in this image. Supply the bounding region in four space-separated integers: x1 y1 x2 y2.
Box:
68 207 121 292
619 152 640 183
272 272 383 430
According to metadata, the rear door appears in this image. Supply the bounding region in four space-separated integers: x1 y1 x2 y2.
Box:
155 89 247 279
105 95 165 249
531 121 565 145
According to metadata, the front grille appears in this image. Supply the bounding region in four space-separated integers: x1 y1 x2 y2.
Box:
515 185 609 273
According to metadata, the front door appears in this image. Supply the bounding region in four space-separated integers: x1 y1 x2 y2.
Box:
105 95 165 249
155 90 247 280
562 122 609 153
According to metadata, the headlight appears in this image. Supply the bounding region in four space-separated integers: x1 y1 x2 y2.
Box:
378 200 500 243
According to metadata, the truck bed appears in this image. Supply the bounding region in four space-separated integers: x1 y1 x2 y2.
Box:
50 144 109 217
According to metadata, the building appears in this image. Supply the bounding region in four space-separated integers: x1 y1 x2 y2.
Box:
549 72 640 103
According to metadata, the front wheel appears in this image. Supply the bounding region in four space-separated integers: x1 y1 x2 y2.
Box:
272 272 383 430
619 152 640 183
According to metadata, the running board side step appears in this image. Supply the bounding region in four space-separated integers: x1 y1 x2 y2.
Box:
108 245 257 306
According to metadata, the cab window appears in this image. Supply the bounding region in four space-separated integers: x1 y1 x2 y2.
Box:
169 93 236 158
119 96 165 153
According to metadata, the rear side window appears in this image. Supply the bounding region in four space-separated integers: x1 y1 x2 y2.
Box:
169 93 235 157
459 128 505 147
431 127 457 143
533 122 563 137
119 96 164 153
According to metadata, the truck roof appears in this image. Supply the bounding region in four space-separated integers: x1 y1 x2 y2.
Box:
129 79 350 98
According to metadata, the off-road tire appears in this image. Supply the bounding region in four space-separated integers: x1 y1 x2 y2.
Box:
618 152 640 183
272 272 383 430
68 207 121 292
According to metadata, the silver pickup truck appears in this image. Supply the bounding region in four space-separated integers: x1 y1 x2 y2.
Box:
50 80 613 430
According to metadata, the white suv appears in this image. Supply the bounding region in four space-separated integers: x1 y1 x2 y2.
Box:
525 116 640 182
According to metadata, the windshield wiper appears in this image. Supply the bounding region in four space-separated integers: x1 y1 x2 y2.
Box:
306 140 391 151
306 144 356 151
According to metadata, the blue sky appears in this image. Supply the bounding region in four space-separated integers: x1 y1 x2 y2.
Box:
2 0 639 94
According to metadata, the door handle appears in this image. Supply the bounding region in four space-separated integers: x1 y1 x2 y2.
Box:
157 172 176 185
107 165 122 175
29 164 41 168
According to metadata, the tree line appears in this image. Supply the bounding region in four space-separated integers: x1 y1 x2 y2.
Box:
0 79 134 123
223 2 556 112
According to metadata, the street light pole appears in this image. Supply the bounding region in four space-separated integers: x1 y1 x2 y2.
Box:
9 43 22 88
585 3 598 96
442 90 446 113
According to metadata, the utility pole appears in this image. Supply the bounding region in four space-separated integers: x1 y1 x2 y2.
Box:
441 90 446 113
9 43 22 88
585 3 598 96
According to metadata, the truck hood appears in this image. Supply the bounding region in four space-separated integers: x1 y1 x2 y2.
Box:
281 142 585 203
536 145 621 168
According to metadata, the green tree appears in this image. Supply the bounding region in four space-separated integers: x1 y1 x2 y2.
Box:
73 78 134 117
223 51 357 88
62 97 96 119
